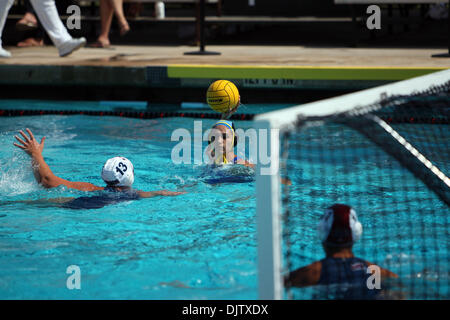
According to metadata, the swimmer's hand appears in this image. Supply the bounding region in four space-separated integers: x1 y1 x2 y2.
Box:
137 190 186 198
13 128 45 157
13 128 103 191
221 96 240 120
236 158 255 169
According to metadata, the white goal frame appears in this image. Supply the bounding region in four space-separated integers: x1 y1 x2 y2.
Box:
253 69 450 300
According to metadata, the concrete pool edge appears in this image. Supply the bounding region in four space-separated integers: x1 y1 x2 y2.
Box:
0 64 446 89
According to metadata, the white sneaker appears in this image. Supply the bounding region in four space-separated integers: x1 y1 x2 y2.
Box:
58 37 86 57
0 48 11 58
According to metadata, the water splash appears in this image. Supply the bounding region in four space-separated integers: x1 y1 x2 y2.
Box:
0 153 39 197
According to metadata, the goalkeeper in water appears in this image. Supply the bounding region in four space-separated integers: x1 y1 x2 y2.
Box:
285 204 398 299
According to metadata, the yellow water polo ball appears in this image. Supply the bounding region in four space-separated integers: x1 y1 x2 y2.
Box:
206 80 240 113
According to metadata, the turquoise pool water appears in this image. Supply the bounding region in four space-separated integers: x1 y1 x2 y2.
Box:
0 100 448 300
0 100 291 300
283 122 449 300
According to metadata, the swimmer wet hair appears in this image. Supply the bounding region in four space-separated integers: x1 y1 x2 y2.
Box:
105 179 120 186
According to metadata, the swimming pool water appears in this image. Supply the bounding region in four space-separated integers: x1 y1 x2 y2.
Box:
0 113 261 299
0 100 448 300
283 122 449 299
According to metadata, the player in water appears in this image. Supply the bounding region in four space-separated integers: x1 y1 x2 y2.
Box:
285 204 398 299
207 99 291 185
207 119 254 167
13 128 184 209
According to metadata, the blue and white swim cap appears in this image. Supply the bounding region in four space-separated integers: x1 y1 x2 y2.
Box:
101 157 135 187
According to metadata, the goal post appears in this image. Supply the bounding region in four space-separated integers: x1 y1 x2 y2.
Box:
255 119 283 300
254 69 450 300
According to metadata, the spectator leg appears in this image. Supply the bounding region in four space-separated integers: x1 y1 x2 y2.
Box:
0 0 15 48
99 0 114 38
24 0 46 43
108 0 129 33
29 0 72 47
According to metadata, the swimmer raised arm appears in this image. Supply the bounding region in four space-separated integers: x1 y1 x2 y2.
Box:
13 129 185 198
220 97 240 120
14 128 103 191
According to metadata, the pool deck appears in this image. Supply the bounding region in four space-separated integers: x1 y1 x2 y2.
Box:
1 44 449 67
0 45 448 97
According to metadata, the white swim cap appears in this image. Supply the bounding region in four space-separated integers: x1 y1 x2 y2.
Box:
101 157 135 187
317 204 363 247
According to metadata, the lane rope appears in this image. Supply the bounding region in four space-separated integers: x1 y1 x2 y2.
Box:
0 109 447 124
